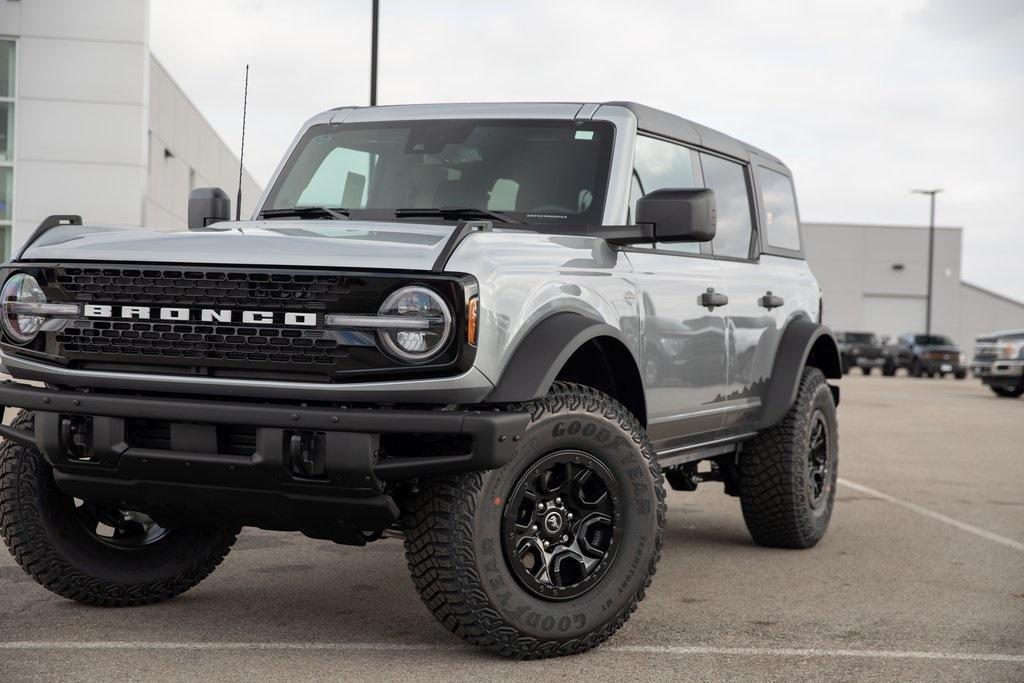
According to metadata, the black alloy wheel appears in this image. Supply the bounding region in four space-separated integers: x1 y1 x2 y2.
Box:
805 412 831 509
72 499 171 548
502 450 622 601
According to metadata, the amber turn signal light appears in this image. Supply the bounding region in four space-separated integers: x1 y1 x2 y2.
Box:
467 296 479 346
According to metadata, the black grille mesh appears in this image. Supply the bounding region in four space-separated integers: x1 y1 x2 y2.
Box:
57 320 346 367
54 267 351 309
51 266 356 376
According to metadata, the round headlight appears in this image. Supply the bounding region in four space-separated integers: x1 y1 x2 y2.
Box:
1 273 47 344
377 286 452 363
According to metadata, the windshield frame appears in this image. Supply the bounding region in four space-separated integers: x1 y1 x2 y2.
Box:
260 118 617 227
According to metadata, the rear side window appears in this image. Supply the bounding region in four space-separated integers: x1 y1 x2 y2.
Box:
700 153 753 259
758 166 801 251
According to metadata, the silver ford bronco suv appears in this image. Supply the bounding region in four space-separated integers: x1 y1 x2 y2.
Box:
0 102 841 659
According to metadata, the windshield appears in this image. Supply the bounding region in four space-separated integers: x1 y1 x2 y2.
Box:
263 119 615 225
843 332 876 344
914 334 954 346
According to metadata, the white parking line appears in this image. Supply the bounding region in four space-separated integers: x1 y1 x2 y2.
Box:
838 478 1024 553
0 641 1022 662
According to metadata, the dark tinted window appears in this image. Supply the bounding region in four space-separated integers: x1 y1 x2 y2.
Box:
700 153 753 259
913 335 954 346
758 166 801 250
265 120 614 225
631 136 698 254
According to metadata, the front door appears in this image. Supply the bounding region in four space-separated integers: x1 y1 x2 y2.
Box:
626 135 728 453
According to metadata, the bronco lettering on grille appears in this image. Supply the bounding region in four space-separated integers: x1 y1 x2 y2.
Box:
82 305 317 326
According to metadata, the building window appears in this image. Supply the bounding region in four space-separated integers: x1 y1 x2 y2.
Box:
0 40 15 258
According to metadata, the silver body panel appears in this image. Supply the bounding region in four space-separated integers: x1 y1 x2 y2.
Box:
20 221 454 271
6 102 822 444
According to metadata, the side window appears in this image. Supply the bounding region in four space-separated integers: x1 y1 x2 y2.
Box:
631 135 698 254
757 166 801 251
700 153 754 260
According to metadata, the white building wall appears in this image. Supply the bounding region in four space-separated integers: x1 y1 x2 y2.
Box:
1 0 261 256
804 222 1024 348
146 58 260 230
3 0 151 252
957 284 1024 348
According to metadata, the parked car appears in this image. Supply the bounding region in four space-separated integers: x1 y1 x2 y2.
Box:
970 329 1024 398
0 101 841 659
887 333 967 378
835 331 886 375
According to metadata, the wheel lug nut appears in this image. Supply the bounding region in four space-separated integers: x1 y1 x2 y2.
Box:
530 525 538 532
536 502 545 510
567 513 573 519
543 541 550 548
562 535 568 542
555 497 562 505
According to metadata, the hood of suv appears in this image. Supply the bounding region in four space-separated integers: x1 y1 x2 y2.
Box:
17 221 457 271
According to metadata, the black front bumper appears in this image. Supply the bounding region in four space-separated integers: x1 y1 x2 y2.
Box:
0 381 529 532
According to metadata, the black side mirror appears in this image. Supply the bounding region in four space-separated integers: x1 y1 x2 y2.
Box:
636 188 716 243
188 188 231 229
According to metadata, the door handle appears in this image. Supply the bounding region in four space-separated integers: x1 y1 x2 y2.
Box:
759 291 785 310
698 287 729 311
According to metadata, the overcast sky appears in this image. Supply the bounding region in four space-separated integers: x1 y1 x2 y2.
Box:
150 0 1024 300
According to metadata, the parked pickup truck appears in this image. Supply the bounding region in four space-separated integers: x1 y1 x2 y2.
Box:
0 102 840 659
836 331 886 375
970 329 1024 398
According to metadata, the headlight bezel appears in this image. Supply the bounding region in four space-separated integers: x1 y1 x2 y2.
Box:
374 285 454 363
1 273 48 344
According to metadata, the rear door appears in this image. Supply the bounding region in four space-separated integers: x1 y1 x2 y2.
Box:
700 151 780 432
624 135 728 452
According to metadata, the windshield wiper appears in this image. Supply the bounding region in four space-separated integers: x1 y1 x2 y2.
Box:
392 207 520 224
259 207 350 221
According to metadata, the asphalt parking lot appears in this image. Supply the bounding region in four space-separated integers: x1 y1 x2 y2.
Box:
2 373 1022 681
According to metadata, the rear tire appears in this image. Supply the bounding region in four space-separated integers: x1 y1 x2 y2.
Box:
911 360 924 377
860 367 871 376
991 384 1024 398
738 368 838 549
0 411 239 607
403 383 665 658
882 362 896 377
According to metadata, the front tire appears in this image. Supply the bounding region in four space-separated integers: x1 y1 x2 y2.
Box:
403 383 665 659
860 366 872 376
991 384 1024 398
0 411 240 607
738 368 838 549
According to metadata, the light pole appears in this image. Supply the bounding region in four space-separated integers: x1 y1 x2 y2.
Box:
911 188 942 336
370 0 379 106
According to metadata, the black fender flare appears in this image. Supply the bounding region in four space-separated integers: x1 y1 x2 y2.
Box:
758 317 842 430
486 312 637 403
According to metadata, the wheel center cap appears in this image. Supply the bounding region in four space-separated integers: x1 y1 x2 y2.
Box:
543 510 563 533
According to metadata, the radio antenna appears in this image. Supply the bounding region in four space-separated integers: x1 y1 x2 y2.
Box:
235 64 249 221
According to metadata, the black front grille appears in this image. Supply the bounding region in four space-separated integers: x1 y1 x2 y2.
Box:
57 319 345 369
30 264 473 382
54 267 352 310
